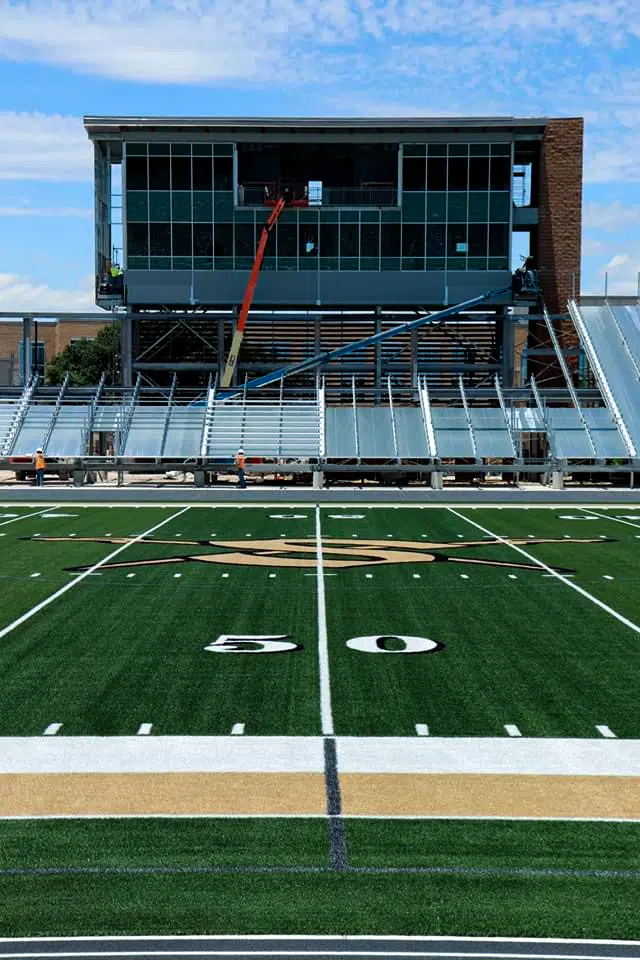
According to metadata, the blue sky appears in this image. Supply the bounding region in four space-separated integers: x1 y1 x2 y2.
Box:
0 0 639 311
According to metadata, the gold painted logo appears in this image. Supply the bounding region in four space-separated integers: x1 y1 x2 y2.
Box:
24 535 610 573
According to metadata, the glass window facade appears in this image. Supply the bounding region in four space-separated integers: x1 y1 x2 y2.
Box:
124 141 511 272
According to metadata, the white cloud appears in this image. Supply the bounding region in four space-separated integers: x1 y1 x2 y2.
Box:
0 112 92 181
0 206 91 217
0 273 100 311
583 201 640 231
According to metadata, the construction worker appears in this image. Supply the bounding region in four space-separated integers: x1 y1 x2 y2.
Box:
235 448 246 489
34 448 46 487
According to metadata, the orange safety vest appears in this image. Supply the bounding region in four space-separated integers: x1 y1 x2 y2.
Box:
35 453 46 470
236 454 246 470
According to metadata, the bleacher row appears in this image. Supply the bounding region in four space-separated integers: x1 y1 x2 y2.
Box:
0 299 638 462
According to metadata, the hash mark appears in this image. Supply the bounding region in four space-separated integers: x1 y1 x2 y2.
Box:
415 723 429 736
508 574 518 580
231 723 245 735
173 573 182 578
43 723 62 736
137 723 152 736
365 573 373 579
269 573 276 578
596 725 617 738
603 575 614 580
30 572 41 578
413 573 421 579
126 573 135 578
460 574 469 579
222 573 229 578
504 724 522 737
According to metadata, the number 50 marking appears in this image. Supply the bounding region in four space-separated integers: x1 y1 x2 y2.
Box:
205 634 442 655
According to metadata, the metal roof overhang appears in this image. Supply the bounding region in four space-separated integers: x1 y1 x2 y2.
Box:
84 115 553 140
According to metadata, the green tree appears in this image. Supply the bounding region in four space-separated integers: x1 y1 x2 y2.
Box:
46 323 121 386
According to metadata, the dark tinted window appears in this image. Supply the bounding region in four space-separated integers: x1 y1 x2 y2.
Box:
171 157 191 191
214 157 233 190
469 157 489 190
360 224 379 257
490 156 510 191
403 157 426 190
234 223 254 257
402 224 425 257
214 223 232 255
172 223 192 256
126 157 147 190
192 157 213 191
148 157 170 190
489 223 508 256
427 157 447 190
340 224 358 257
448 157 468 190
194 223 213 256
149 223 170 256
381 223 400 256
320 224 338 256
127 223 148 256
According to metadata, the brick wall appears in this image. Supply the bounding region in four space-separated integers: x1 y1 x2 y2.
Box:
536 117 583 316
0 319 109 385
528 118 583 384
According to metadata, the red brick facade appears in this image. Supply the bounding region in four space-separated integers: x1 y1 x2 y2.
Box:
536 117 583 316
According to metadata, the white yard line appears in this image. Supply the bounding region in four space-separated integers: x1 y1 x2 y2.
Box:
579 507 640 530
315 505 334 736
0 507 190 642
448 508 640 636
0 508 52 529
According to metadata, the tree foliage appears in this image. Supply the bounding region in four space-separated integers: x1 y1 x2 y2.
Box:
46 323 121 386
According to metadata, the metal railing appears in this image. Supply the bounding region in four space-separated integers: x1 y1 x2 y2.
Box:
237 183 398 208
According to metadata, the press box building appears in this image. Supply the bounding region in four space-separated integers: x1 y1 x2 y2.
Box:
84 116 583 388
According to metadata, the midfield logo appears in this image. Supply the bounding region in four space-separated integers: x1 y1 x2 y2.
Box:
23 535 610 573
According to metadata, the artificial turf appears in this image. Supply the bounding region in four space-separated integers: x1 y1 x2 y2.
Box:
0 504 639 736
1 817 639 938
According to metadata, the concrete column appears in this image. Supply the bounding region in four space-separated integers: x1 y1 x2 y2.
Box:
313 469 324 490
410 329 418 391
21 317 32 385
501 308 515 388
194 470 205 488
120 310 133 386
551 470 564 490
430 471 443 490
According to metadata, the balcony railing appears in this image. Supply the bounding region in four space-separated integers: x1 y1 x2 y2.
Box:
238 182 398 208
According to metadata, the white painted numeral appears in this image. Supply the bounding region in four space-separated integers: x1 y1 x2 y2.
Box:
204 634 303 654
346 634 442 654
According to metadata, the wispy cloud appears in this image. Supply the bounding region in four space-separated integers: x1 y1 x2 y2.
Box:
0 112 92 181
583 201 640 231
0 272 99 311
0 206 91 217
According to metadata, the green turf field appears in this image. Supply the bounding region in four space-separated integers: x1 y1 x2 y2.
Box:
1 503 639 737
0 501 639 938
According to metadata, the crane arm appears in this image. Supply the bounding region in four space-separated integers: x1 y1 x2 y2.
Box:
221 196 286 388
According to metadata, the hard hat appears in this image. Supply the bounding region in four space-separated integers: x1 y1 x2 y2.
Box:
237 448 244 453
36 448 43 452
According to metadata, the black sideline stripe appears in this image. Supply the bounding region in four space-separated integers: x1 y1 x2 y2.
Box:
323 736 348 871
